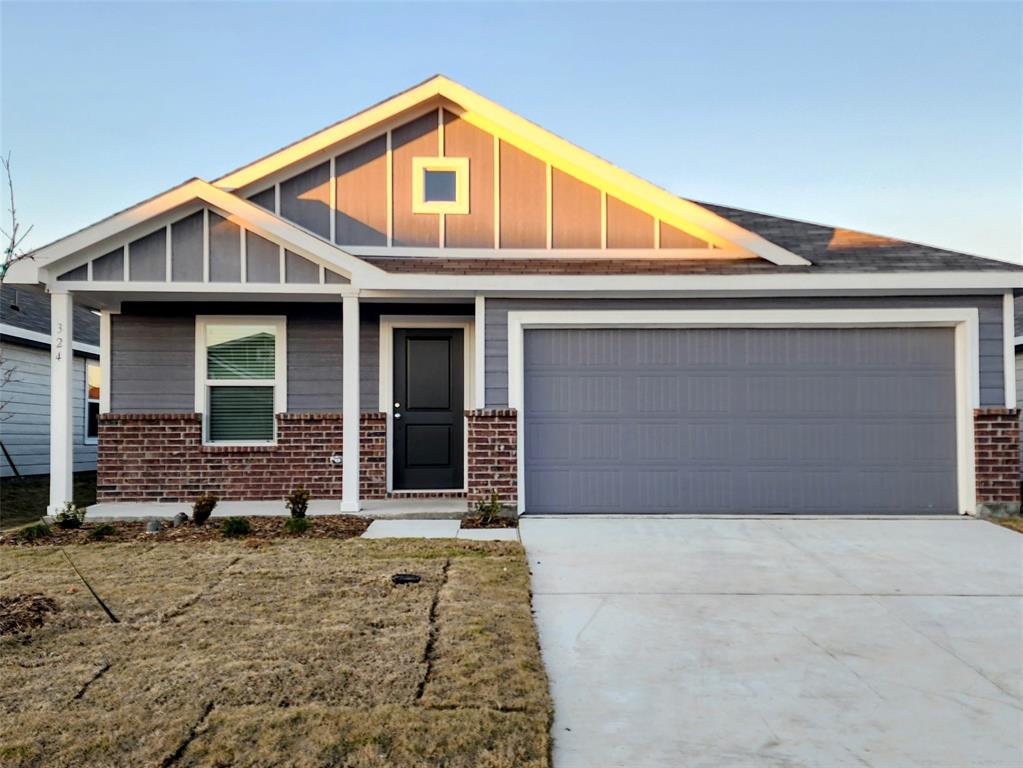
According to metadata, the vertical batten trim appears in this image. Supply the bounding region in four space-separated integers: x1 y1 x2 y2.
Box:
240 228 248 283
600 191 607 249
319 264 326 284
653 217 661 249
493 136 501 249
274 182 281 215
1003 291 1017 408
164 223 172 281
385 130 393 247
437 108 445 247
124 241 131 281
545 163 553 249
279 245 285 284
87 258 93 282
202 209 210 282
329 155 337 244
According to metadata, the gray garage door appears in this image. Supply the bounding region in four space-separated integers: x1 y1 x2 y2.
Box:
523 328 957 514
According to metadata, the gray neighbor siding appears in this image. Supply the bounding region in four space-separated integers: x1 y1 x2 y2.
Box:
109 303 472 414
0 343 97 477
484 296 1008 408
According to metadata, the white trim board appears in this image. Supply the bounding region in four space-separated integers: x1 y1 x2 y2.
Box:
377 315 475 494
505 308 981 517
0 323 100 356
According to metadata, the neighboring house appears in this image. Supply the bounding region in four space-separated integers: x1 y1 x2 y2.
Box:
6 76 1021 516
0 285 101 477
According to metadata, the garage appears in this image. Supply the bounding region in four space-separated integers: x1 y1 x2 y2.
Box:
522 327 958 514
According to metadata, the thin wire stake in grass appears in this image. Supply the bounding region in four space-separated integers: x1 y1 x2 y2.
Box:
61 548 119 623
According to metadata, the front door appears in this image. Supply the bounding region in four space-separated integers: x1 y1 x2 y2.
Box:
393 328 464 490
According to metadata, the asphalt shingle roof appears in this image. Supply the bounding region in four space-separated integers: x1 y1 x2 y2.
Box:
0 285 100 346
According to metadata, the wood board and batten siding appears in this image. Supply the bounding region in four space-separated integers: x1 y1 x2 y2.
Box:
260 106 715 253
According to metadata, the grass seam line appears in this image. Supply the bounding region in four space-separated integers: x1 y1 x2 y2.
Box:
72 661 111 701
415 557 451 703
159 701 214 768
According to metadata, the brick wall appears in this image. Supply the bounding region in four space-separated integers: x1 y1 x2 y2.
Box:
974 408 1021 510
97 412 387 502
465 409 518 511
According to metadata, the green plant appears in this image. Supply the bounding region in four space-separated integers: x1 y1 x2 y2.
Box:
474 491 501 526
192 493 218 526
18 523 51 542
285 486 310 519
220 517 251 537
283 516 311 536
53 502 86 530
88 524 117 541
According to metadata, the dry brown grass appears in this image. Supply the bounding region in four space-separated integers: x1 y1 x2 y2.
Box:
989 516 1023 534
0 538 551 767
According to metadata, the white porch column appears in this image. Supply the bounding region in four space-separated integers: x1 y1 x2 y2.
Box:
48 291 74 514
341 290 361 512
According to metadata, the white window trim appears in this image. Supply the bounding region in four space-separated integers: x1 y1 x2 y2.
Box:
84 360 101 445
411 156 469 215
506 308 981 517
378 315 475 493
194 315 287 446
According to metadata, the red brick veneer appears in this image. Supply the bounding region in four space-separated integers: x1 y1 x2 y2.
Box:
974 408 1021 507
97 412 387 502
465 409 518 511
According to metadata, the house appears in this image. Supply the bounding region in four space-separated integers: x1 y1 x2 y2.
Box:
0 285 101 478
6 75 1021 517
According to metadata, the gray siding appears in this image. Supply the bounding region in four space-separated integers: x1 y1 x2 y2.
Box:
111 314 195 412
288 305 342 412
0 343 97 477
485 296 1007 408
128 228 167 281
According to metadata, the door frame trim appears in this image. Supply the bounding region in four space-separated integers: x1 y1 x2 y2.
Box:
379 315 475 493
507 308 981 516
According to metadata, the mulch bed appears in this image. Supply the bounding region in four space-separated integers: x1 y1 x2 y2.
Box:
460 515 518 529
0 515 371 547
0 593 60 635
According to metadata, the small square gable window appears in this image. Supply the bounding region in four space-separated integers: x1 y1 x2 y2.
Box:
412 157 469 214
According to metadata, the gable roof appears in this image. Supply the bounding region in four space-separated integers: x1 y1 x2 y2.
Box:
212 75 809 267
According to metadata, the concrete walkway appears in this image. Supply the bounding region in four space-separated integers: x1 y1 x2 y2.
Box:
520 516 1023 768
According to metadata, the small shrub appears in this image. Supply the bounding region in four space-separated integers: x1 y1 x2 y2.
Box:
285 486 310 519
475 491 501 526
88 524 117 541
220 517 251 537
192 493 218 526
18 523 51 543
283 516 311 536
53 502 86 530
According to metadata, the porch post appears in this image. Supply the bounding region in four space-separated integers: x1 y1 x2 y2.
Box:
341 289 361 512
48 291 74 514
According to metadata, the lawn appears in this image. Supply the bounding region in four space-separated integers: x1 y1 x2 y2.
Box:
0 471 97 531
0 537 551 767
990 515 1023 534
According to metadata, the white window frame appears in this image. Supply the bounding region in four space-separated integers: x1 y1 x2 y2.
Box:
411 156 469 214
84 359 101 445
194 315 287 445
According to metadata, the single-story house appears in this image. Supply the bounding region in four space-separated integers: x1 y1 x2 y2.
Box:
7 75 1021 517
0 285 101 478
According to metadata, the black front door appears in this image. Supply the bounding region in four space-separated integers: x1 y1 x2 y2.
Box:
393 328 464 490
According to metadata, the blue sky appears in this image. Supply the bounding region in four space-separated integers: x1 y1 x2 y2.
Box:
2 1 1020 261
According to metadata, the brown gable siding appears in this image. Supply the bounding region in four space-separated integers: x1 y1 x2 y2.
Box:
442 110 494 248
335 135 387 246
280 161 330 239
499 141 547 248
606 195 654 249
391 111 440 247
660 221 707 248
552 169 601 248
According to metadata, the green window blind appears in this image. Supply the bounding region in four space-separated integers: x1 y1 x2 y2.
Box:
208 386 275 442
207 329 275 380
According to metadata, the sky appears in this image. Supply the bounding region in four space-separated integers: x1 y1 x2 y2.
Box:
1 1 1021 262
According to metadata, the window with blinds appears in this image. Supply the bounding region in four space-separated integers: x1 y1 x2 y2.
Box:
203 322 280 443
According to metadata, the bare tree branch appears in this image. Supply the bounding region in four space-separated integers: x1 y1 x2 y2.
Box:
0 152 34 285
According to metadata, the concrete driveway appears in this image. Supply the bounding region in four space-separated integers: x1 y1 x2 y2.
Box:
519 517 1023 768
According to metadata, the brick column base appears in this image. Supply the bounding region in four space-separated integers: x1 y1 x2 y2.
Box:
465 409 518 513
974 408 1021 517
97 412 387 503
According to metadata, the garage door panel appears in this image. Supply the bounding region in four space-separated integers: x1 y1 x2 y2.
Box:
523 327 957 514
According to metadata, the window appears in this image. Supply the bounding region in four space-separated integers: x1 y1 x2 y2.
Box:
84 361 100 444
411 157 469 214
196 317 286 444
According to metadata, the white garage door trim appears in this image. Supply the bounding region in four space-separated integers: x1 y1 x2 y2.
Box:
507 308 980 516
